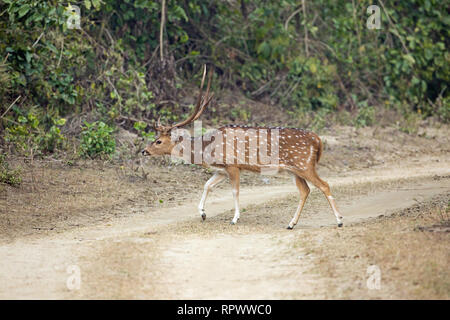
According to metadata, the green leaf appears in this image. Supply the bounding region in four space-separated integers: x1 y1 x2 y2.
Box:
18 5 30 18
91 0 101 9
55 118 67 126
403 54 415 65
25 52 32 63
424 48 433 60
257 41 270 58
180 33 189 43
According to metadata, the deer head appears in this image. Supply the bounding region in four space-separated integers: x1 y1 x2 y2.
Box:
142 65 214 156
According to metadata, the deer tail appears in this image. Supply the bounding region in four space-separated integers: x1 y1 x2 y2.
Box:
316 137 323 164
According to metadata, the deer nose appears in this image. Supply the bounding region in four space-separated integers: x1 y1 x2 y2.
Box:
142 149 149 155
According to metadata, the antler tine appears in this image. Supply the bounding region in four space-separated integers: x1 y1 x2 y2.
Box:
195 64 207 110
192 71 214 122
192 92 214 122
171 65 210 129
153 116 161 130
203 68 213 102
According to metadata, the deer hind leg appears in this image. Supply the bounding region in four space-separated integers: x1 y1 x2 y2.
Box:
287 175 310 230
304 169 344 227
225 167 241 225
198 172 226 220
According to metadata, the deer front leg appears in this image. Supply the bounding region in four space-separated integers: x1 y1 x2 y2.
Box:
225 167 241 225
198 172 226 221
287 175 310 229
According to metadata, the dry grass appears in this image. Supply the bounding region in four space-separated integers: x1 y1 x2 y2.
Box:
298 193 450 299
0 157 291 242
0 159 209 242
2 123 448 243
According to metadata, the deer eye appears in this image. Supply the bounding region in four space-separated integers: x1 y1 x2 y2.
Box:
156 140 162 145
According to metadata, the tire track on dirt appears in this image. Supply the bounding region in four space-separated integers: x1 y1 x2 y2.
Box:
0 159 449 299
147 178 450 299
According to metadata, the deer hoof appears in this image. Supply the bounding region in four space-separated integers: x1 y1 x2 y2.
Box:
287 225 294 230
201 212 206 221
338 222 343 227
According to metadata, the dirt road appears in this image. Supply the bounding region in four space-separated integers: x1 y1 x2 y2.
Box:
0 156 449 299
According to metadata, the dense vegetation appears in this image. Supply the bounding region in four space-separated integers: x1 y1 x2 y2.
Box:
0 0 449 160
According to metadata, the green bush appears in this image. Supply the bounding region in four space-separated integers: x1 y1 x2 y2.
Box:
133 121 156 141
437 97 450 123
354 104 375 128
0 154 21 187
79 121 116 159
40 118 66 153
310 108 330 133
5 113 66 156
397 112 422 135
0 0 449 158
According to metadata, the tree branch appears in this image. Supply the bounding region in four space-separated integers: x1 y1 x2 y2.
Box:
159 0 166 62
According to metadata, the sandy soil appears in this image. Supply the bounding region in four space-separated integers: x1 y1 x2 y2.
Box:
0 124 449 299
0 154 448 299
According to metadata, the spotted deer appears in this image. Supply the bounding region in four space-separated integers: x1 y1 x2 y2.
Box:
142 66 343 229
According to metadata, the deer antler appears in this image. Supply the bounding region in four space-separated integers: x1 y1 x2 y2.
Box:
170 65 213 129
191 71 214 123
153 65 213 132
